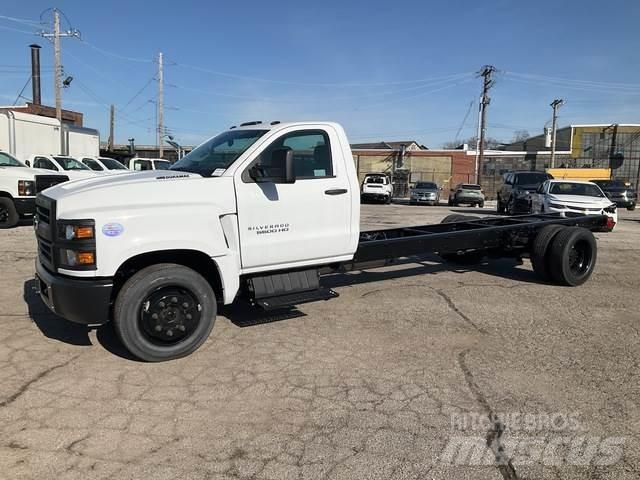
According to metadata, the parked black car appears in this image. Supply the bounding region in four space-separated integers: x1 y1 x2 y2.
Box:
591 179 637 211
497 171 553 215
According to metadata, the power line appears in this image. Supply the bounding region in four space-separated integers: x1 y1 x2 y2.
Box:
0 24 35 35
454 99 474 142
121 75 156 111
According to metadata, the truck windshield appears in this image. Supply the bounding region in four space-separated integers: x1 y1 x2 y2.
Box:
0 152 25 167
171 129 268 176
54 156 91 171
100 158 128 170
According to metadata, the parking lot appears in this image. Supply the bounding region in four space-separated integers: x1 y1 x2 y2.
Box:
1 203 639 479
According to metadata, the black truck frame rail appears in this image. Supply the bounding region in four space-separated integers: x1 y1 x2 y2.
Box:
350 212 607 265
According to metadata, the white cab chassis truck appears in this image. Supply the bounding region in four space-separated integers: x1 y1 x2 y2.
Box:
0 150 68 228
33 121 610 361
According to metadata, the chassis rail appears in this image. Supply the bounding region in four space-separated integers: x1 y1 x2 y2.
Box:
351 213 607 264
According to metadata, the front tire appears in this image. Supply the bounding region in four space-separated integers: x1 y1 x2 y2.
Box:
114 263 216 362
628 204 636 211
0 198 19 229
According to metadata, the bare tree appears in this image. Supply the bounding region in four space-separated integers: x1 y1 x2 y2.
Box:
442 136 503 150
512 130 530 142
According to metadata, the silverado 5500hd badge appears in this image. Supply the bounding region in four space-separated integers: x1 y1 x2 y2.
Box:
248 223 290 235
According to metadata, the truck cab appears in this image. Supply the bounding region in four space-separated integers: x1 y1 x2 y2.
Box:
34 122 360 360
0 150 68 228
27 154 100 180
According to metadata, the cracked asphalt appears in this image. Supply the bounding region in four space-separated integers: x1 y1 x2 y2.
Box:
1 204 639 479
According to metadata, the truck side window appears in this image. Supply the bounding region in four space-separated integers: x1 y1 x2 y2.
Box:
259 130 333 179
34 157 57 171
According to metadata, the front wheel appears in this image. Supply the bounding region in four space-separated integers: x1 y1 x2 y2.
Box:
628 204 636 211
114 263 216 362
0 198 19 229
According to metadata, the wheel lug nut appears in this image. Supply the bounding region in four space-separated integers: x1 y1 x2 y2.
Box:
182 302 189 308
159 301 165 308
171 297 178 304
151 313 158 320
166 330 173 337
154 325 162 332
186 314 192 320
177 325 186 332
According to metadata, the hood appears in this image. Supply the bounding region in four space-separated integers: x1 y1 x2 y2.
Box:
60 169 101 180
43 170 238 218
0 165 52 181
548 194 612 206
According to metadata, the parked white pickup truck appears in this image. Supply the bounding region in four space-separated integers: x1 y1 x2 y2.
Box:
27 154 100 180
0 150 68 228
34 121 610 361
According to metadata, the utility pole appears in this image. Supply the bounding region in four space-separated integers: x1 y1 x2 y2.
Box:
108 104 115 151
157 52 164 158
477 65 496 185
549 99 564 168
38 9 80 155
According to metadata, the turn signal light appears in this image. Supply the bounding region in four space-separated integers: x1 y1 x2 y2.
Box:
60 249 95 267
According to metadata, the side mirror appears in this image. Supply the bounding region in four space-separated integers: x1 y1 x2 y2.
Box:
25 160 31 167
249 148 295 184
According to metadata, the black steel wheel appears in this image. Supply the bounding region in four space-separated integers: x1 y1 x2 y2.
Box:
0 198 19 229
114 263 216 361
548 227 597 286
507 196 516 215
139 287 202 345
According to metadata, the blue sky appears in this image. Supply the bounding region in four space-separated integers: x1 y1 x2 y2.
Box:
1 0 639 148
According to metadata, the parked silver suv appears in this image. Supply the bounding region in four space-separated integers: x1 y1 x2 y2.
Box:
448 183 485 207
409 181 440 205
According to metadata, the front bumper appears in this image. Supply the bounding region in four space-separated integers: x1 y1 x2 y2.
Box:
13 197 36 218
35 260 113 325
547 206 618 229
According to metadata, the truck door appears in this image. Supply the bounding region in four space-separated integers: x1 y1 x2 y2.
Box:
235 126 353 271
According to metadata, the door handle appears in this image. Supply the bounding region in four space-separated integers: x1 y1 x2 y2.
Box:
324 188 348 195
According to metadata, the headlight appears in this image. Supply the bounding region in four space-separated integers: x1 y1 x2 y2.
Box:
549 203 565 209
56 220 96 270
604 204 617 214
58 221 96 240
17 180 35 196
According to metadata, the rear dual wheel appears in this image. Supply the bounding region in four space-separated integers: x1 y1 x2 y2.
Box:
530 226 597 286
